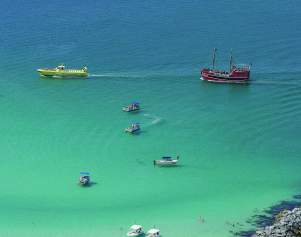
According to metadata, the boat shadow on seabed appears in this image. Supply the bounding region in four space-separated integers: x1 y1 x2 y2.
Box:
78 181 98 188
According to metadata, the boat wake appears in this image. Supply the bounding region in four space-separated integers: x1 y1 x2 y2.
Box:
52 75 64 78
251 79 300 86
143 113 163 127
88 73 141 78
89 74 115 77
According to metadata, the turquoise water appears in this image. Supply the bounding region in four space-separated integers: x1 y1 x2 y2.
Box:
1 0 301 236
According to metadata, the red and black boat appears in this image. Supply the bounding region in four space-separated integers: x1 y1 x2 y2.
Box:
201 48 250 83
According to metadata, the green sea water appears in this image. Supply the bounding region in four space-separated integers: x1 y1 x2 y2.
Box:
1 0 301 236
1 73 301 236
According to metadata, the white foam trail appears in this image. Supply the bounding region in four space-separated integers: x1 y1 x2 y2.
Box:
88 73 142 78
143 113 163 127
251 80 299 86
89 74 114 77
151 116 162 125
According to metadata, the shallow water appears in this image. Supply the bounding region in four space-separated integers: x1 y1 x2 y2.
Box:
0 0 301 236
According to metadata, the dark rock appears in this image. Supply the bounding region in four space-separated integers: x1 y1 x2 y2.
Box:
236 195 301 237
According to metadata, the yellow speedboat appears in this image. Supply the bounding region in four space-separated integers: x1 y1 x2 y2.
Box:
37 65 88 78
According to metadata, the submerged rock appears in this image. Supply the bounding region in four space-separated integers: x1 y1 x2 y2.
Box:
252 208 301 237
235 197 301 237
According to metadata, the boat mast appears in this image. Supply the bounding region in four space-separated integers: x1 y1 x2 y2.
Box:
212 48 217 69
229 49 233 71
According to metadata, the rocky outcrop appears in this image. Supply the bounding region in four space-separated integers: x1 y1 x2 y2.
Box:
253 208 301 237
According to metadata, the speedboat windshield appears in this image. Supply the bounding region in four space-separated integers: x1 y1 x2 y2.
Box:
162 156 172 160
57 65 65 70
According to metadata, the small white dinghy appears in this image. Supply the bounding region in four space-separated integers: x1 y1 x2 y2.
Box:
127 224 144 237
153 156 179 166
146 228 160 237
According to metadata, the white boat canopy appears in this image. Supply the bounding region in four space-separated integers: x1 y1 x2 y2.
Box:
130 225 142 230
147 228 160 234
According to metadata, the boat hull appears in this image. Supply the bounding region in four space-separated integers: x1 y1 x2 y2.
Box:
122 107 140 112
127 232 144 237
125 128 140 133
200 76 249 84
78 181 90 186
201 68 250 84
37 69 88 78
154 160 178 166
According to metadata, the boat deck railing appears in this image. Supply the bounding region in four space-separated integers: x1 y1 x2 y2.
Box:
234 64 250 71
40 68 86 72
63 69 86 72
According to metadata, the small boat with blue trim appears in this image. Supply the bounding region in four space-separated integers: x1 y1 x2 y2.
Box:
123 102 140 112
125 123 140 134
37 64 88 78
